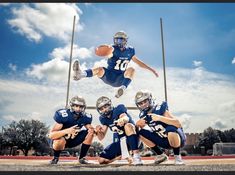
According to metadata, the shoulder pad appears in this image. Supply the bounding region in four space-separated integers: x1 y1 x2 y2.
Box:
84 112 92 118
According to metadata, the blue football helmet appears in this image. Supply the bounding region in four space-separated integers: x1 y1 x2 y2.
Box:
70 96 86 115
113 31 128 49
135 90 154 112
96 96 113 117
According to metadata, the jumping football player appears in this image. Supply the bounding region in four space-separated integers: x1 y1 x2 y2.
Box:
135 90 186 165
48 96 95 164
95 96 143 165
73 31 159 98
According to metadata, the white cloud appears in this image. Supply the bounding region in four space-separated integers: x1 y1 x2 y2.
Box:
26 58 69 83
211 119 227 130
50 44 94 60
25 44 94 83
2 115 19 122
8 63 17 71
193 60 202 67
178 114 192 131
232 57 235 64
7 3 83 43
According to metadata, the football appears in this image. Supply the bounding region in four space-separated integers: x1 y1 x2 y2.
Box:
95 44 114 57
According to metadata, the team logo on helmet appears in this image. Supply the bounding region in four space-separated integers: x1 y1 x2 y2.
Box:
96 96 113 116
113 31 128 49
135 90 153 112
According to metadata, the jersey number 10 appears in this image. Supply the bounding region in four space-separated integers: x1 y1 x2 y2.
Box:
114 60 129 71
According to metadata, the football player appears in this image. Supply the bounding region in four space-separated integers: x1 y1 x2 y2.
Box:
135 90 186 165
73 31 159 98
48 96 95 164
95 96 143 165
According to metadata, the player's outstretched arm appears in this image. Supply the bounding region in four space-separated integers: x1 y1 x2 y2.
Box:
48 123 79 140
85 124 95 134
95 125 108 141
148 112 182 128
132 55 159 77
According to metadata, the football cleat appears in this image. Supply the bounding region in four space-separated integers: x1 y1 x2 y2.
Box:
73 60 82 81
79 157 91 164
154 153 168 164
50 157 59 164
132 154 143 166
115 86 126 98
174 155 185 165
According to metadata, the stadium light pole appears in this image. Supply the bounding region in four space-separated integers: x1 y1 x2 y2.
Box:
65 15 76 109
160 18 168 103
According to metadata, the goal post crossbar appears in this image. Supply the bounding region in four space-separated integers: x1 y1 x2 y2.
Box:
86 106 138 110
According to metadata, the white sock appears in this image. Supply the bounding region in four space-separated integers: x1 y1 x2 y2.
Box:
80 71 87 78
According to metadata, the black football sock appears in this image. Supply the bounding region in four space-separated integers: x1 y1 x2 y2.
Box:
79 143 90 159
151 145 164 155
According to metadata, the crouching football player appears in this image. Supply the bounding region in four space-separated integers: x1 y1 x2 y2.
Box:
48 96 95 164
135 90 186 165
95 96 143 165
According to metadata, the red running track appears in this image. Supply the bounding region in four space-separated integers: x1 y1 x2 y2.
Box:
1 155 235 160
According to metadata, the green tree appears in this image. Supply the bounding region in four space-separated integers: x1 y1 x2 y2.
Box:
3 119 49 156
91 141 104 156
198 127 221 151
223 128 235 142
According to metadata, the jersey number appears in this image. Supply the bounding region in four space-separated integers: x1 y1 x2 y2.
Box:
111 126 124 135
59 110 68 118
151 124 167 138
64 130 79 140
114 60 129 71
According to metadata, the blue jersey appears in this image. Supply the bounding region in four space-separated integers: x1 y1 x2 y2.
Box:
107 45 135 73
99 104 135 138
54 109 92 130
139 102 178 138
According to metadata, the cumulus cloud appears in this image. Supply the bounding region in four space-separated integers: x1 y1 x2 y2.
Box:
193 60 202 67
232 57 235 64
50 44 94 60
8 63 17 71
211 119 227 130
178 114 192 131
25 44 94 83
7 3 83 43
26 58 69 83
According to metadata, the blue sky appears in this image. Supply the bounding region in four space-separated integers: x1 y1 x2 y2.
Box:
0 3 235 146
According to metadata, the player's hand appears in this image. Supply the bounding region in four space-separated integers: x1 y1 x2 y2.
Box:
116 118 126 127
65 124 80 135
136 119 146 128
148 113 161 121
152 69 159 77
87 126 95 134
95 125 102 133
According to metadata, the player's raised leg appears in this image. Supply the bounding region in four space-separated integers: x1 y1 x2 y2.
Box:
73 60 105 80
115 67 135 98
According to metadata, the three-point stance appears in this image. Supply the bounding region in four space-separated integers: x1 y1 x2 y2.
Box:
135 90 187 165
95 96 143 165
73 31 159 98
48 96 95 164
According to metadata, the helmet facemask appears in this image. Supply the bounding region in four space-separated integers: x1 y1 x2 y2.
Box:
113 31 128 49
